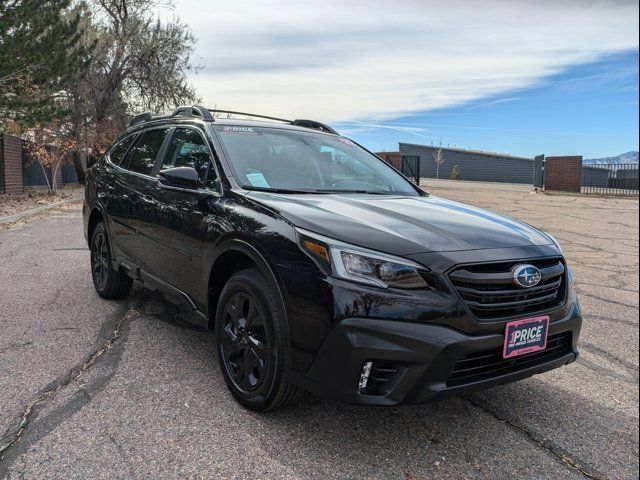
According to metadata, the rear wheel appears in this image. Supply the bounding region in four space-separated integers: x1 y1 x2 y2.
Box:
90 221 132 299
215 268 304 411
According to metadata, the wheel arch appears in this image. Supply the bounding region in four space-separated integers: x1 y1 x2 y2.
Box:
87 207 105 244
206 237 293 368
87 204 118 262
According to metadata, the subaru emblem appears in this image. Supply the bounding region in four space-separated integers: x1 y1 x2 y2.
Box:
513 264 542 288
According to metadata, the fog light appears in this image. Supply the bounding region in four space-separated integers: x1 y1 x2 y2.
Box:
358 361 373 391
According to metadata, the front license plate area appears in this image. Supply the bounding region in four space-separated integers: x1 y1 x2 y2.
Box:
503 315 549 359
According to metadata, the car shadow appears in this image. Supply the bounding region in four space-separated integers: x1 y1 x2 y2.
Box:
143 292 636 479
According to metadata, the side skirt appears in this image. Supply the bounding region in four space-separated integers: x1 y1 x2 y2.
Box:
115 257 210 330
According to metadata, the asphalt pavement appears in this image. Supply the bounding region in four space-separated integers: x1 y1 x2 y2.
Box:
0 183 638 479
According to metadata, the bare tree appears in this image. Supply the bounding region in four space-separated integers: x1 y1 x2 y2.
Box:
433 147 445 180
66 0 199 157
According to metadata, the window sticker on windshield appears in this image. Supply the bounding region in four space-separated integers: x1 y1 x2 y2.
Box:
246 172 270 188
221 126 260 134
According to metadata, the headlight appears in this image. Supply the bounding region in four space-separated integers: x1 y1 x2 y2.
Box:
545 232 563 254
297 228 428 289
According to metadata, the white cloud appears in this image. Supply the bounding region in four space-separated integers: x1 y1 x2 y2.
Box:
167 0 638 122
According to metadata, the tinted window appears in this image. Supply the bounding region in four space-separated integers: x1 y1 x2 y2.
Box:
125 128 169 175
109 135 137 166
162 128 216 188
214 126 417 195
162 128 209 187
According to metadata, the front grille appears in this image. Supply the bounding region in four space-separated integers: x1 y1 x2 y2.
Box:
446 331 572 387
448 258 566 320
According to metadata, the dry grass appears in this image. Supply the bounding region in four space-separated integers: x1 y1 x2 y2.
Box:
0 186 83 217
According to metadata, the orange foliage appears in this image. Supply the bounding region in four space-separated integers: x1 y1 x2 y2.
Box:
25 121 77 168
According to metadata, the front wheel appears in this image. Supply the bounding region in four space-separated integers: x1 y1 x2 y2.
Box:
90 221 132 299
215 268 304 411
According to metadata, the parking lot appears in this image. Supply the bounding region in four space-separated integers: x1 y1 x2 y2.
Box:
1 181 638 479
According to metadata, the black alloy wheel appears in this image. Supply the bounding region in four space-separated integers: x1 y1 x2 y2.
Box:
220 291 271 393
90 221 133 299
91 228 109 290
215 268 305 411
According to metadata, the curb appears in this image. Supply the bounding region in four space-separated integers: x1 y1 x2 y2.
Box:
0 196 82 225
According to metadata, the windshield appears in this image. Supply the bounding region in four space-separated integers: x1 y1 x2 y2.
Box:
214 125 419 195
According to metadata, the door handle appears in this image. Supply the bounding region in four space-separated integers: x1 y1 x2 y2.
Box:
140 195 155 207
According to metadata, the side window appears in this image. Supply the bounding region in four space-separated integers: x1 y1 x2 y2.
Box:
125 128 170 176
162 127 217 189
108 134 137 166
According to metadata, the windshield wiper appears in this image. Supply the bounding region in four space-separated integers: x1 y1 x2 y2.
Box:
311 189 397 195
243 186 400 195
242 185 318 194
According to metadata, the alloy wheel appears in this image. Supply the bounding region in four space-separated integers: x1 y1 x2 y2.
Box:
220 291 271 393
91 230 109 290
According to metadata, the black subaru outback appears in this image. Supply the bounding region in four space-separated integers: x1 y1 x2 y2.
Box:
83 106 582 411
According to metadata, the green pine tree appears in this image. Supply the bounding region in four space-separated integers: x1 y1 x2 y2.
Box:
0 0 91 126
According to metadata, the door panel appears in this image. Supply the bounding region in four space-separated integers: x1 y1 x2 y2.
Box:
107 172 138 263
116 128 171 270
145 183 206 297
142 126 223 303
120 173 161 271
102 134 139 263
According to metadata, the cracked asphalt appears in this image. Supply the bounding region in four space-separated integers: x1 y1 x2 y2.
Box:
0 181 638 479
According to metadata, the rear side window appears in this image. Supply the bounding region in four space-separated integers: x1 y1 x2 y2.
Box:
125 128 170 175
109 135 137 166
162 127 217 189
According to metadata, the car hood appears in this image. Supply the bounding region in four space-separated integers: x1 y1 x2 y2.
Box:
246 192 552 256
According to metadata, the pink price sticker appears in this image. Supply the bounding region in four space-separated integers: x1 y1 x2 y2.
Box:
503 315 550 359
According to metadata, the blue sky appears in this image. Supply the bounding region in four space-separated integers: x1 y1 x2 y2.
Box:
170 0 639 160
335 51 639 159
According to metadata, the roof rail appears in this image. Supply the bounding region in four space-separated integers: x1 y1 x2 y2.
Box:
291 119 339 135
172 105 214 121
129 112 153 127
128 107 338 135
209 109 291 123
128 105 214 127
209 109 339 134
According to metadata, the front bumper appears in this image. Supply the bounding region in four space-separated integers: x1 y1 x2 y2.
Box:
288 301 581 406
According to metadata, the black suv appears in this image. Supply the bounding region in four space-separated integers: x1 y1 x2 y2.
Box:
83 106 582 411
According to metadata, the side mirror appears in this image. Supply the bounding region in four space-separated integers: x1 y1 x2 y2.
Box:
157 167 199 191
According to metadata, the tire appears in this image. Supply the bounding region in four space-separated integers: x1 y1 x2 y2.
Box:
90 221 133 299
215 268 304 411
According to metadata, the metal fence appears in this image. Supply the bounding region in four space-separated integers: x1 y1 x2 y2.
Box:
62 163 79 184
401 155 420 184
22 148 79 187
22 157 51 187
582 163 639 196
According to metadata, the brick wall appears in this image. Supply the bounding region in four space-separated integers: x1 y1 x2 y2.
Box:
1 134 24 193
376 151 402 170
545 156 582 193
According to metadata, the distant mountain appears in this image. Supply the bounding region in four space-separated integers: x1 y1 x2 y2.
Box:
583 151 639 165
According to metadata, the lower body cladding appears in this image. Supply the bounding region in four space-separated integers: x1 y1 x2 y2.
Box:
288 303 582 406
